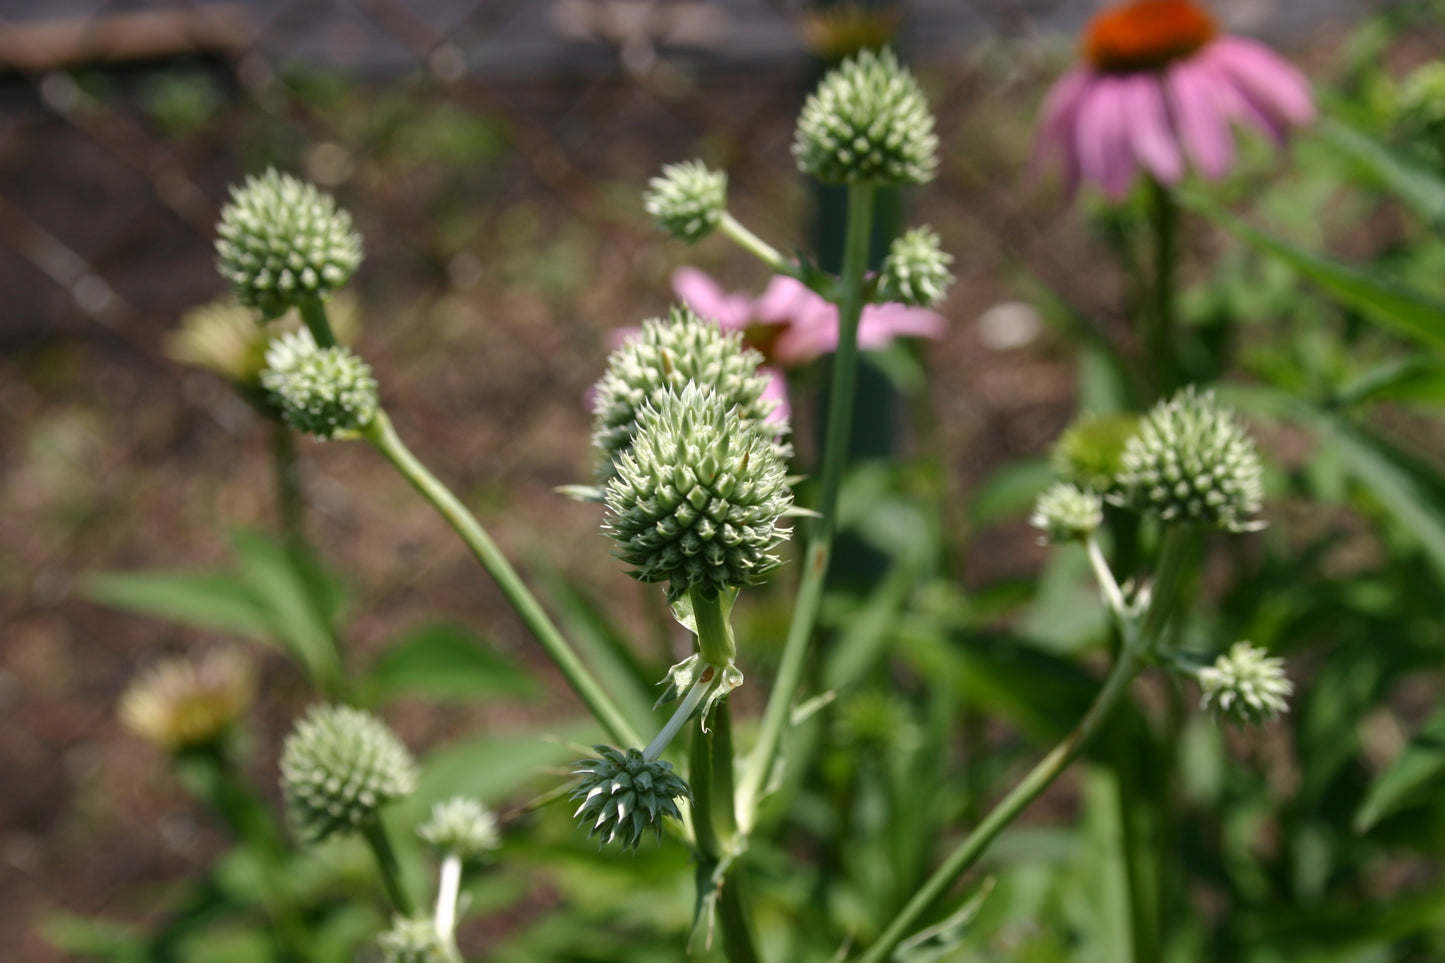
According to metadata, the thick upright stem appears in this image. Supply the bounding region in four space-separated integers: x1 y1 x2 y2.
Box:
1146 178 1178 396
362 410 640 748
738 182 876 828
361 818 415 916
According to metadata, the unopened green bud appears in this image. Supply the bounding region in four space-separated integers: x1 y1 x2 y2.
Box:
877 226 953 307
418 796 500 861
793 48 938 186
644 160 727 244
1031 482 1103 544
606 382 793 602
1052 413 1140 492
570 746 690 850
261 330 378 439
215 169 362 319
591 306 784 481
376 917 450 963
1116 387 1264 532
1198 642 1292 726
280 705 417 842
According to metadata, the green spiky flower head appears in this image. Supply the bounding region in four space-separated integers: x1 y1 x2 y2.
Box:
793 47 938 185
261 329 378 439
1115 387 1264 532
570 746 690 850
418 796 500 861
605 382 793 602
280 705 417 842
1197 642 1292 726
591 306 784 481
1030 482 1104 544
878 226 953 308
215 169 362 319
376 918 450 963
644 160 727 243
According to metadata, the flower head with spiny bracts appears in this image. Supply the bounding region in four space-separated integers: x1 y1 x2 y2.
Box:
1197 641 1292 726
376 917 451 963
215 169 362 318
280 705 417 842
877 227 954 309
591 306 785 481
570 745 690 850
794 47 938 186
1115 386 1264 532
1035 0 1314 200
119 648 256 753
644 160 727 244
605 382 793 603
1031 482 1104 544
261 329 378 439
418 796 500 862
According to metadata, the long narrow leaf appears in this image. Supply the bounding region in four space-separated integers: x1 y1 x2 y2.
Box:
1318 118 1445 230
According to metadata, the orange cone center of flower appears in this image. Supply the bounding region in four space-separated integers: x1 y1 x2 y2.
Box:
1084 0 1217 73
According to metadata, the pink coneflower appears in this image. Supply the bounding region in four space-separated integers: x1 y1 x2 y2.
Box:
1035 0 1315 200
672 267 946 418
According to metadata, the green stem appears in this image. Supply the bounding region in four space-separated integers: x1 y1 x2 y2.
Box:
718 212 792 276
691 586 736 668
1139 526 1196 647
854 642 1145 963
737 181 876 829
362 410 640 748
1146 178 1178 397
692 702 761 963
298 297 337 348
361 818 415 916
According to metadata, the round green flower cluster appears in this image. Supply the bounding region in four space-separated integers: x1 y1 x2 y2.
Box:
878 226 953 308
605 382 793 602
793 48 938 186
261 330 378 439
570 746 690 850
1030 482 1104 544
643 160 727 244
215 169 362 319
591 307 782 481
1198 642 1292 726
1116 387 1264 532
417 796 500 861
376 917 450 963
280 705 417 842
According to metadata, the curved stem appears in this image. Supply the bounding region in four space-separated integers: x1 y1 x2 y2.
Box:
362 818 415 917
361 410 641 748
854 643 1145 963
298 297 337 349
718 212 793 276
435 854 462 948
737 182 876 829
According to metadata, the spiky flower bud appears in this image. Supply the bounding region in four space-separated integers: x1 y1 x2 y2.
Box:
261 329 378 439
1115 387 1264 532
793 48 938 186
1031 482 1104 544
280 705 417 842
1198 642 1292 726
877 227 953 308
644 161 727 244
1052 413 1140 492
570 746 690 850
119 648 256 752
606 382 793 602
376 918 450 963
418 796 500 861
215 169 362 319
591 306 784 481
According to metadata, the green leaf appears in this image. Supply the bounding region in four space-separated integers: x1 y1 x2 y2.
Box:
228 529 344 684
1355 704 1445 832
81 569 274 641
40 915 146 963
365 620 537 703
969 459 1054 527
1318 119 1445 230
1189 196 1445 351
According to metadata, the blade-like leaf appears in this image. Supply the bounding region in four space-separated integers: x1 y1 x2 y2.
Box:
1318 118 1445 230
1355 704 1445 832
365 620 537 703
81 570 273 641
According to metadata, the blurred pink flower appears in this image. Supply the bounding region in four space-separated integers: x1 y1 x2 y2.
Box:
1035 0 1315 201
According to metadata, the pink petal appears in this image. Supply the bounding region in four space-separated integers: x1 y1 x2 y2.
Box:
858 303 946 349
1074 74 1137 200
672 267 754 330
759 365 791 423
1121 73 1184 186
1207 37 1316 131
1033 67 1094 193
1167 59 1235 180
